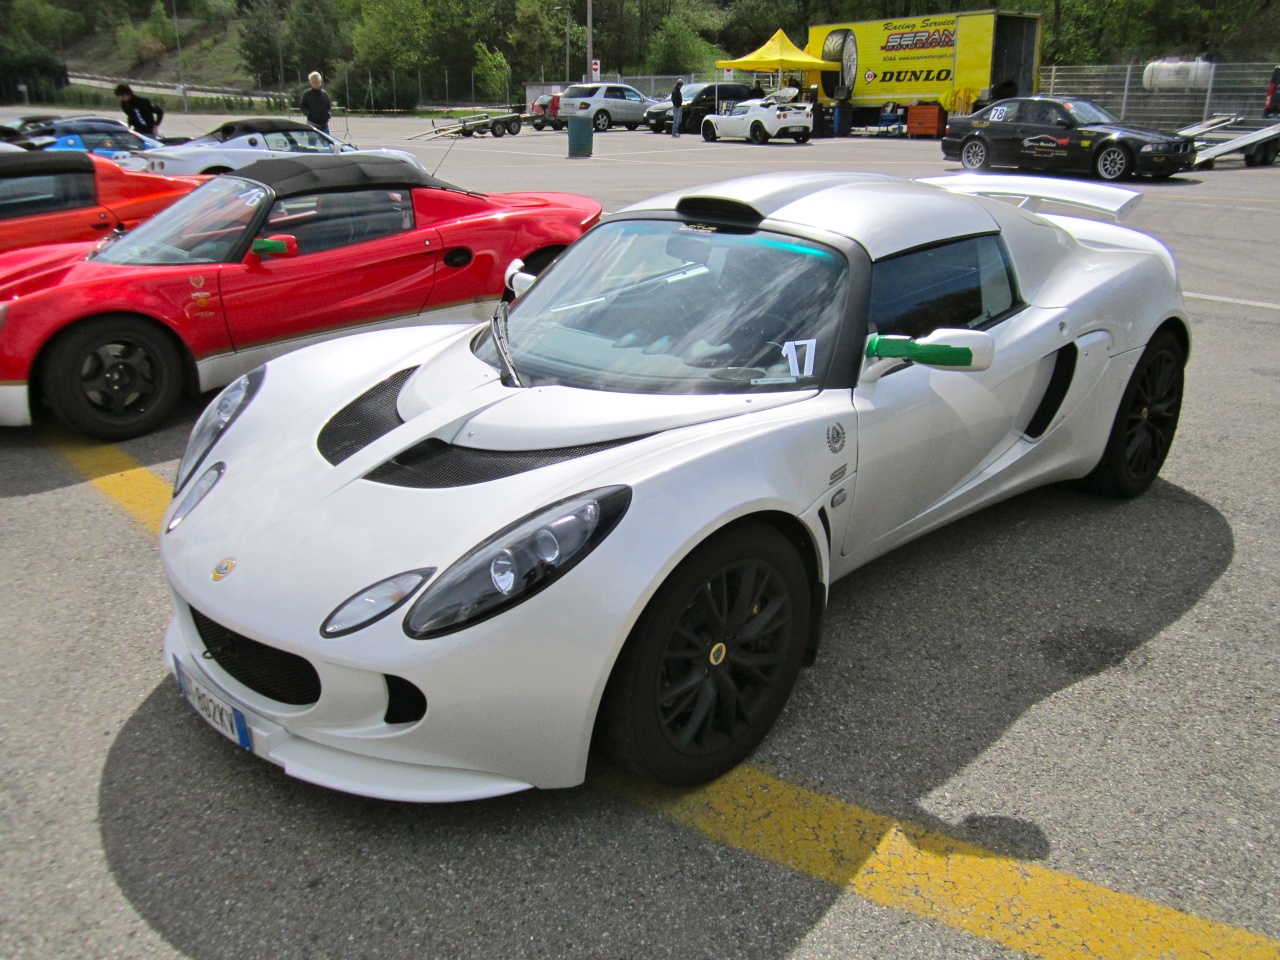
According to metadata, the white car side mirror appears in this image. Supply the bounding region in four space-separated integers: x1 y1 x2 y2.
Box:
861 328 995 382
504 258 537 299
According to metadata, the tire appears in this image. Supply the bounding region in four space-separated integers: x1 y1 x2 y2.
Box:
552 119 565 131
1263 139 1279 165
491 120 506 137
1244 148 1260 167
1094 143 1132 180
531 116 546 131
749 122 769 145
1079 330 1184 498
602 522 811 786
593 110 612 132
460 127 474 137
960 138 990 170
702 120 718 142
200 166 232 175
506 118 522 135
624 123 638 131
649 121 665 134
793 130 811 144
40 315 184 441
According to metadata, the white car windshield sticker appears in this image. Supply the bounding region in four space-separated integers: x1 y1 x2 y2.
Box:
238 188 265 207
990 106 1008 121
781 339 817 377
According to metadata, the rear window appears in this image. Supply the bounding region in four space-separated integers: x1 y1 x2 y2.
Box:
563 85 599 98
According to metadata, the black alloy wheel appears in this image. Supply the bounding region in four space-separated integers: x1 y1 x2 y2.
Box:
41 314 184 440
793 130 811 144
1080 330 1184 498
749 122 770 145
702 120 718 142
603 523 810 785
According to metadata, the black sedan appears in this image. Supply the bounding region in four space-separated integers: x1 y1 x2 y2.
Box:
942 96 1195 180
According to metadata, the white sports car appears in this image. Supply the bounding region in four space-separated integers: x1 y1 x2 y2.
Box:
159 172 1187 802
127 118 419 175
701 97 814 144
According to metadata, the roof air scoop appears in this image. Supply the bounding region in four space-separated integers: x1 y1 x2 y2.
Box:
675 196 765 224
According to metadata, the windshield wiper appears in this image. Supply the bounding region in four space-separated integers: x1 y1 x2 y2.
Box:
490 301 522 387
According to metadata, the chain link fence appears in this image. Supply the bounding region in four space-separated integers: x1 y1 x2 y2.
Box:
1040 62 1277 131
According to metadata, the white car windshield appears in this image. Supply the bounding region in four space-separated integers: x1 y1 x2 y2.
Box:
478 220 848 394
93 177 267 265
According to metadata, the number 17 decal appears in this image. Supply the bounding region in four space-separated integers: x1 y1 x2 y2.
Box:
781 339 817 377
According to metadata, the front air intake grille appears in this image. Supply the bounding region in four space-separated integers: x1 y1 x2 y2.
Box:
317 367 417 465
365 437 640 488
384 675 427 724
189 607 321 706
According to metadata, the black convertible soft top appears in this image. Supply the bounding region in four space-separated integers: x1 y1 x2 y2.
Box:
0 151 95 178
210 118 320 141
235 154 463 198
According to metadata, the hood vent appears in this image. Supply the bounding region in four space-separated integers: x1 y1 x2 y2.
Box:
317 367 417 465
365 436 641 489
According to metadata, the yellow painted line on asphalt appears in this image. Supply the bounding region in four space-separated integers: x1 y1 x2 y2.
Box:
43 430 171 536
48 439 1280 960
601 765 1280 960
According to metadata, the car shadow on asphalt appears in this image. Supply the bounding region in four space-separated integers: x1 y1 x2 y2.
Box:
97 478 1233 959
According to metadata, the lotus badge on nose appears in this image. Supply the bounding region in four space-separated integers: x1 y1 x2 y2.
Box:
211 558 236 581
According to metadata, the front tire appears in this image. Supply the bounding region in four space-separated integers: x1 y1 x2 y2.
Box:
602 523 811 786
1094 143 1132 180
960 137 990 170
593 110 612 132
624 123 638 131
40 315 184 441
1080 330 1184 498
749 122 770 145
702 120 718 142
491 119 507 137
506 117 522 135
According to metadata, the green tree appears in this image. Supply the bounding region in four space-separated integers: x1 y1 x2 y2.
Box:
508 0 563 82
286 0 348 75
645 14 726 73
354 0 432 72
8 0 84 49
195 0 237 33
240 0 290 88
473 40 512 100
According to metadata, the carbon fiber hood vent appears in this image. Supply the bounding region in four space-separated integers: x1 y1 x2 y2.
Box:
365 437 640 489
317 367 417 465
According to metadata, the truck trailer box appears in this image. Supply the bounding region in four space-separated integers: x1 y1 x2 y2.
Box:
805 10 1041 110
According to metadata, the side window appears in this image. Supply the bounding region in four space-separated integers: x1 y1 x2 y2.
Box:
263 132 293 150
264 189 414 254
0 172 96 219
985 102 1019 123
605 87 626 100
285 129 332 152
869 236 1019 339
625 89 644 102
1022 102 1057 126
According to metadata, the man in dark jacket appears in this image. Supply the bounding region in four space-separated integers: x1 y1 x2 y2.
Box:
300 72 332 133
114 84 164 135
670 79 683 137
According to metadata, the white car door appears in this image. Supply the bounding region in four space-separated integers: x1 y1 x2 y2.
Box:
840 234 1057 563
719 105 751 138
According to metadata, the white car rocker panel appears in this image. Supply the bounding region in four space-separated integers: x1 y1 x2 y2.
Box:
158 172 1188 802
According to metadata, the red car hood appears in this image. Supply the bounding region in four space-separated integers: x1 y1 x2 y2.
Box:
0 242 99 301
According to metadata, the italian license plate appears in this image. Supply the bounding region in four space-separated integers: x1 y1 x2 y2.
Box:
175 660 253 751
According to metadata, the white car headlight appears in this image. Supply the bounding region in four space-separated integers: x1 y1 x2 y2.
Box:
166 462 224 532
321 569 435 637
175 367 264 495
404 486 632 639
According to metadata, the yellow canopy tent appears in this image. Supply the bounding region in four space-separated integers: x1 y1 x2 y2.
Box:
715 30 841 73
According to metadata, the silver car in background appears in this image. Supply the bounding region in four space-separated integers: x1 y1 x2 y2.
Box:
558 83 656 131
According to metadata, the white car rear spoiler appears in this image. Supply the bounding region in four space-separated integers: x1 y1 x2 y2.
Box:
915 174 1142 222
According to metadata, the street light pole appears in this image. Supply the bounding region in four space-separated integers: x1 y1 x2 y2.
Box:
170 0 188 112
565 6 570 84
586 0 593 80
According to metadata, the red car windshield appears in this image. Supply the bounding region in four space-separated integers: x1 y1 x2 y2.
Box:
93 177 268 265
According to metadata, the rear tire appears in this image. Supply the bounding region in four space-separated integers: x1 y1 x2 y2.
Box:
506 118 522 135
552 119 565 131
749 122 769 145
593 110 612 132
602 522 810 786
1263 139 1279 165
793 131 811 144
960 138 990 170
41 315 184 441
702 120 718 142
491 119 507 137
531 116 546 131
200 166 232 175
624 123 638 131
1079 330 1184 498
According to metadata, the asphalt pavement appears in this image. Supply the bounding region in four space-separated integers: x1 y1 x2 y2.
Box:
0 116 1276 959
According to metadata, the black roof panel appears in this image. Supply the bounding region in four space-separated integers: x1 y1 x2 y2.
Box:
210 118 321 141
0 151 95 178
234 154 459 198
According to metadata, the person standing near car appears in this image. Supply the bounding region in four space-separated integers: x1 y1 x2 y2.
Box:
748 80 766 100
300 72 332 133
114 84 164 135
670 79 684 137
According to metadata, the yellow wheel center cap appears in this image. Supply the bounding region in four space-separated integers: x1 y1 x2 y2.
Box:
709 642 727 666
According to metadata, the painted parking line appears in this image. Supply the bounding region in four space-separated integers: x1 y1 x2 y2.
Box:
49 438 1280 960
1185 291 1280 312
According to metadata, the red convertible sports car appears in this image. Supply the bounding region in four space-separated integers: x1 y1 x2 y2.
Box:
0 151 206 254
0 154 601 439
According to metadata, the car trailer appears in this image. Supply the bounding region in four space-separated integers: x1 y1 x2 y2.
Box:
1189 115 1280 168
409 113 524 141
